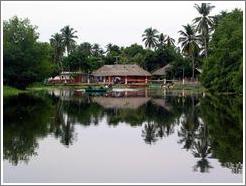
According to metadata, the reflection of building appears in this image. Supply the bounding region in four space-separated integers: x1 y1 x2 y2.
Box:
92 64 151 84
93 97 150 109
48 88 74 101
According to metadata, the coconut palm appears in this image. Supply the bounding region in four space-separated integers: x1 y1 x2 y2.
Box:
50 33 65 72
106 43 113 53
92 43 100 56
158 33 166 46
142 27 159 49
178 24 200 81
61 25 78 56
165 35 175 47
78 42 92 56
193 3 215 57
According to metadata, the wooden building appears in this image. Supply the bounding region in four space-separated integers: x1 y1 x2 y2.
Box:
92 64 151 84
48 72 90 84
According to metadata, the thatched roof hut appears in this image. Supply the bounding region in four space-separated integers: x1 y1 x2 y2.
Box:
92 64 151 77
152 64 172 76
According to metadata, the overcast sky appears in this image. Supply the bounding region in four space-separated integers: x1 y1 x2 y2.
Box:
2 1 245 49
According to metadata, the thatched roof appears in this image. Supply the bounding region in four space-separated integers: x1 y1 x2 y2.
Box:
92 64 151 77
93 97 150 109
152 64 172 76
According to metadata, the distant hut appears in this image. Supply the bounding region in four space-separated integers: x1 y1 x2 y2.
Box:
151 64 173 79
92 64 151 84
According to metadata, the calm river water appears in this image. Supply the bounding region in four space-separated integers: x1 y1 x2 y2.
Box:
3 88 243 183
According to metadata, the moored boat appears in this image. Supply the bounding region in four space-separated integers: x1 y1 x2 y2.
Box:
85 86 109 93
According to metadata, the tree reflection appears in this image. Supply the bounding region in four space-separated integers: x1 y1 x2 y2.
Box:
177 95 213 173
199 95 243 174
3 93 54 165
177 96 200 150
192 124 213 173
3 89 242 175
51 99 76 147
141 122 158 145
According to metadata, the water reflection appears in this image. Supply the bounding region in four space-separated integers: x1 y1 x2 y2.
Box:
3 88 243 175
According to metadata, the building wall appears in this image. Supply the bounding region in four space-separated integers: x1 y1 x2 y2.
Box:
96 76 150 84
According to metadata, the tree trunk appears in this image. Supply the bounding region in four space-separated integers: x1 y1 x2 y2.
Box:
192 54 195 83
204 36 208 58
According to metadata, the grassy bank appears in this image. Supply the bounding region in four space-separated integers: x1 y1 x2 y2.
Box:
3 85 26 96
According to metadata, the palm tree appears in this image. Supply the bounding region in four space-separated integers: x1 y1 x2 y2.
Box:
78 42 92 56
178 24 200 81
61 25 78 56
142 27 159 49
165 35 175 47
92 43 100 56
193 3 215 57
158 33 166 47
106 43 113 54
50 33 65 72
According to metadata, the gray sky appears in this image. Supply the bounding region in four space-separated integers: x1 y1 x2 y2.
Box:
2 1 245 48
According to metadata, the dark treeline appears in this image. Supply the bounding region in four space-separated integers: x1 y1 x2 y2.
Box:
3 3 243 93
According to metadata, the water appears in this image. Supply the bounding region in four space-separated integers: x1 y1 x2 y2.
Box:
3 88 243 183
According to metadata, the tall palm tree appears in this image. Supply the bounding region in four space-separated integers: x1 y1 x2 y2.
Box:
158 33 166 47
142 27 159 49
193 3 215 57
92 43 100 56
106 43 113 53
78 42 92 56
178 24 200 81
50 33 65 72
61 25 78 56
165 35 175 47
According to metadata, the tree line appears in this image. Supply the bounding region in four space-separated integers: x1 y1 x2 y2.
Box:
3 3 243 93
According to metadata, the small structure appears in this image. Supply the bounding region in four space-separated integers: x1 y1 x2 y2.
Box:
92 64 151 84
48 71 90 84
151 64 172 78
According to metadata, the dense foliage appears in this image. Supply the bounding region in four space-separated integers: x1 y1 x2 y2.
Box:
3 16 54 89
201 9 243 93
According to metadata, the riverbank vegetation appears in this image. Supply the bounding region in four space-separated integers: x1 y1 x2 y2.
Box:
3 3 243 94
3 85 26 97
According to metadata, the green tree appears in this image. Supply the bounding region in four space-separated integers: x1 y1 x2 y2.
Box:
50 33 65 72
3 16 53 89
193 3 215 57
142 27 159 49
201 9 243 93
61 25 78 55
178 24 200 81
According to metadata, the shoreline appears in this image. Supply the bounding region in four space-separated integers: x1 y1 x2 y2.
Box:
3 83 242 97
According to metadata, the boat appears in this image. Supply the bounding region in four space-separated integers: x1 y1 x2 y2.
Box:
85 86 109 93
